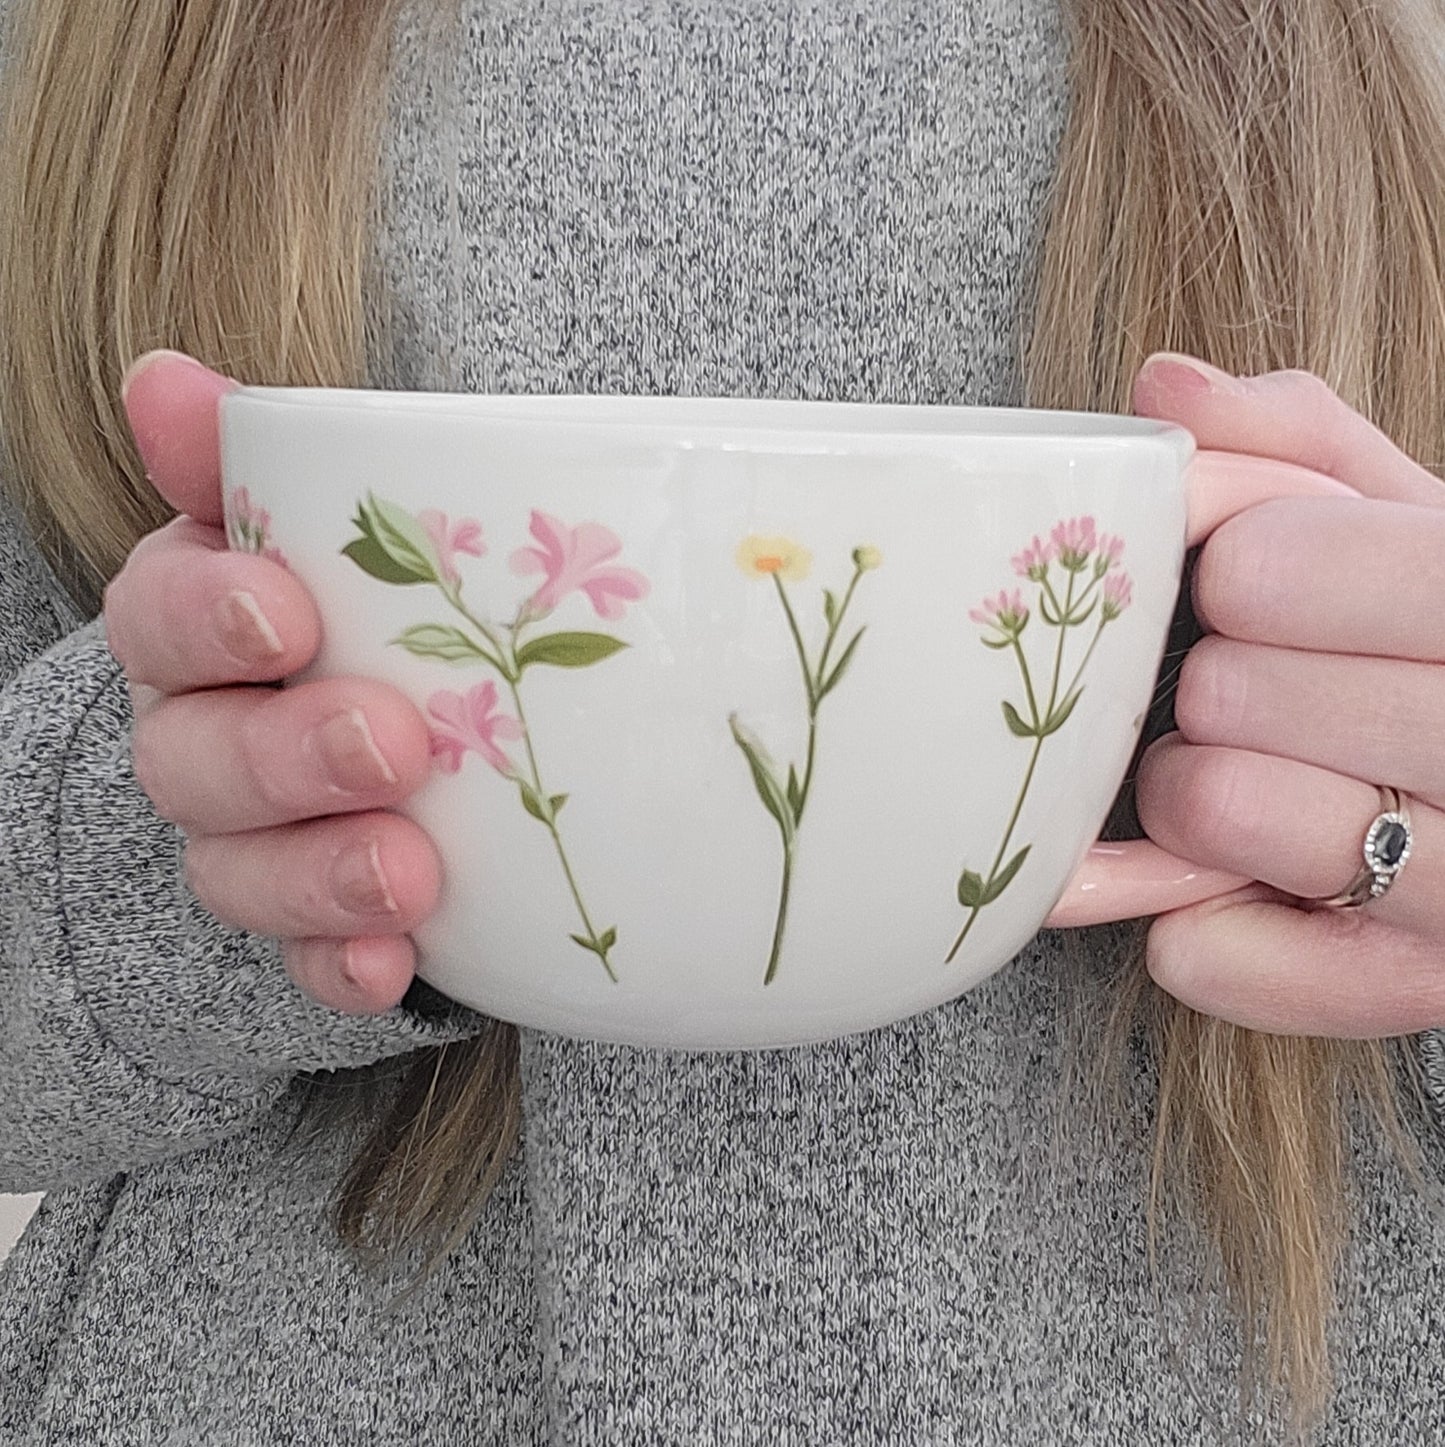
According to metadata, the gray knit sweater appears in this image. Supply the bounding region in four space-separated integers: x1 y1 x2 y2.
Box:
3 2 1444 1442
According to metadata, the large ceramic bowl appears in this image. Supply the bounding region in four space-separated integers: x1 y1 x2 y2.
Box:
221 392 1336 1048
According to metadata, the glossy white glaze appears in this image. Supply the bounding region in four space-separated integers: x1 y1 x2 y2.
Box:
222 391 1326 1047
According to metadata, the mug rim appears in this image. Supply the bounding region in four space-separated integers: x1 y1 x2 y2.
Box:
224 386 1196 456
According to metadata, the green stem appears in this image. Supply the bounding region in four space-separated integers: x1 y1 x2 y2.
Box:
753 575 813 983
945 731 1046 962
1040 575 1065 625
443 589 515 677
800 564 865 815
441 584 615 980
816 567 863 686
773 573 821 818
1056 617 1108 719
759 564 872 982
947 574 1076 965
1010 636 1042 731
1065 572 1102 625
773 575 815 707
505 677 617 982
763 843 795 987
1043 570 1076 719
799 714 819 820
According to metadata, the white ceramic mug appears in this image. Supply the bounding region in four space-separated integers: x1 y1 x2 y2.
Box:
221 392 1351 1048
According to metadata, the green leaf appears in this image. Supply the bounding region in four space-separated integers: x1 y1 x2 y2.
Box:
1067 596 1098 628
516 632 628 671
1002 700 1037 738
1041 686 1085 738
1039 593 1062 627
729 715 797 844
786 764 803 817
570 929 618 960
549 793 569 815
981 845 1032 905
390 623 492 664
980 635 1012 651
957 869 986 910
364 494 442 583
819 627 866 700
342 536 430 586
518 780 552 824
823 589 840 629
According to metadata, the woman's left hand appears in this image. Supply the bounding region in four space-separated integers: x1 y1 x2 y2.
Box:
1130 352 1445 1037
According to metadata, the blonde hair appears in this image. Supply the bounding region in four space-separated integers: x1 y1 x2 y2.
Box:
2 0 1442 1426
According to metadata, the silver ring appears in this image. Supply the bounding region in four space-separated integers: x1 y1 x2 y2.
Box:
1308 786 1413 911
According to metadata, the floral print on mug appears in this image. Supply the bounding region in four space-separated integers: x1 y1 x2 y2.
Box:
947 516 1132 961
342 497 648 981
729 538 882 984
225 486 289 568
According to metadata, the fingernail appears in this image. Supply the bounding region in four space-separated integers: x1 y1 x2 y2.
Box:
309 709 399 793
1141 352 1245 398
331 840 400 917
334 939 363 990
120 348 207 406
215 590 285 664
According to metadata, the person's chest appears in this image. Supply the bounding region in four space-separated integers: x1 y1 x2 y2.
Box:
379 0 1069 404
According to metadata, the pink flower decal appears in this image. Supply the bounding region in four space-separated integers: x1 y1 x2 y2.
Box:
1102 571 1134 620
426 681 524 777
226 487 288 569
1095 533 1124 571
950 516 1133 965
969 588 1029 634
511 511 650 621
419 510 486 586
1050 516 1097 571
230 486 269 533
1011 535 1056 582
344 495 645 982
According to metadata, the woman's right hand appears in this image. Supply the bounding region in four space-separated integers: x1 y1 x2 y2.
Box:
103 350 442 1014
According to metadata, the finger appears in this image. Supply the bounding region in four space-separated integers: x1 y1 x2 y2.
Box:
103 516 321 692
127 681 166 724
1175 636 1445 811
121 350 237 525
282 936 418 1015
1147 894 1445 1037
1044 839 1247 929
132 679 432 834
182 811 442 941
1133 353 1445 509
1136 734 1443 936
1183 450 1356 550
1189 495 1445 661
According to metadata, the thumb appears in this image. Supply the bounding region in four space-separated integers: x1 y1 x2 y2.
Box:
122 349 239 526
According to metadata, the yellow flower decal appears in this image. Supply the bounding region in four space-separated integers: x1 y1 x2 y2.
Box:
736 535 813 582
729 536 880 985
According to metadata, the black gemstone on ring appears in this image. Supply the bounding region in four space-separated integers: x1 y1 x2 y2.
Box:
1370 819 1411 871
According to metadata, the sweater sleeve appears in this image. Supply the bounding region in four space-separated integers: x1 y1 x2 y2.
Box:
1422 1032 1445 1128
0 492 486 1193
